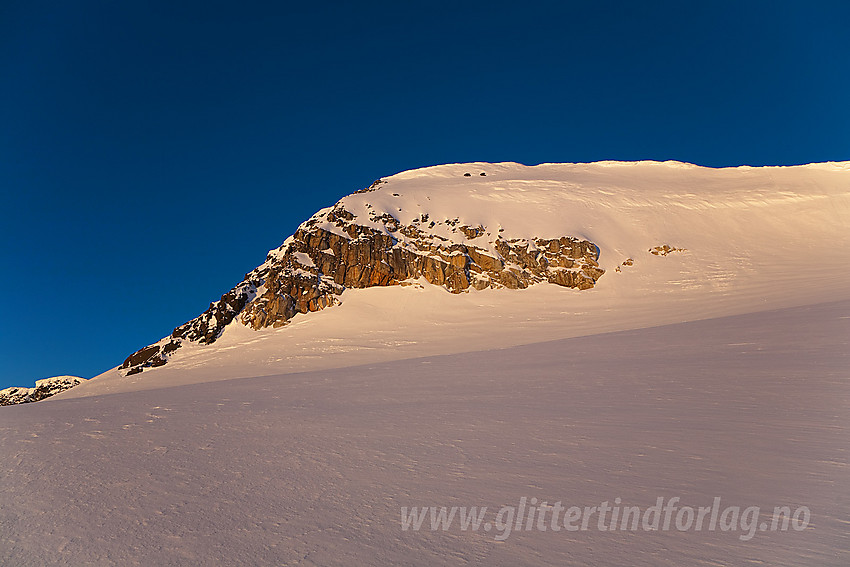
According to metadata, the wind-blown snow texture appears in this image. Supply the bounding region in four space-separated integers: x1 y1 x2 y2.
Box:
1 302 848 566
1 161 849 565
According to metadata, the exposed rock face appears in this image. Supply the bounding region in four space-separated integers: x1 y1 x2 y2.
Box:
121 180 605 375
0 376 86 406
650 245 686 256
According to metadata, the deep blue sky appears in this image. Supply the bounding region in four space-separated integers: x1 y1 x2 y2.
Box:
1 1 848 389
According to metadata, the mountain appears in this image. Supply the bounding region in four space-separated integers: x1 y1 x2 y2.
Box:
3 161 849 566
60 160 850 398
119 166 609 376
0 376 86 406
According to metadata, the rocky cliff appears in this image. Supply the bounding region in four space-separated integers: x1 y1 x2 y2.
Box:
121 176 605 375
0 376 86 406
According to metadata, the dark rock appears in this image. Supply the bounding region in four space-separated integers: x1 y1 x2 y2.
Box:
0 376 86 406
120 197 605 376
650 245 686 256
459 225 485 239
121 345 161 369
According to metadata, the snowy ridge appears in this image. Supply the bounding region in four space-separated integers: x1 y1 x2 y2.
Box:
63 160 850 398
0 376 86 406
118 165 611 375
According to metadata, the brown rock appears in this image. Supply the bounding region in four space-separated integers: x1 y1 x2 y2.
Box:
121 203 605 375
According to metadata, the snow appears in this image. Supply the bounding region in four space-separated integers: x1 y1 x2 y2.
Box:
32 375 85 390
62 160 850 397
1 160 848 565
291 251 315 268
1 301 848 565
0 376 86 405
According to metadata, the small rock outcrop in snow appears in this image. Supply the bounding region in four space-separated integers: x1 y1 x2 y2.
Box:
121 172 605 375
649 245 687 256
0 376 86 406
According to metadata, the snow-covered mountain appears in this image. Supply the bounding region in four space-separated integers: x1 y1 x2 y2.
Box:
4 161 849 566
0 376 86 406
62 160 850 398
120 165 611 376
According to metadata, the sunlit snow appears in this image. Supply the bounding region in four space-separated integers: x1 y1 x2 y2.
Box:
1 161 848 566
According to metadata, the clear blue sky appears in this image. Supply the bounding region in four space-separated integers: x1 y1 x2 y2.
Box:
1 1 848 389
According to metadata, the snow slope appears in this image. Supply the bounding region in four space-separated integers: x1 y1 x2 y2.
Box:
63 160 850 397
1 160 849 566
1 301 848 566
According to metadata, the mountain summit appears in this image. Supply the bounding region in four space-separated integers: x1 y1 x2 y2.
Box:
121 164 610 375
0 376 86 406
4 161 849 567
58 159 848 398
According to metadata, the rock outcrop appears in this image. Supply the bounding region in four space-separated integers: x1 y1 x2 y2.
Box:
0 376 86 406
650 245 686 256
121 179 605 375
